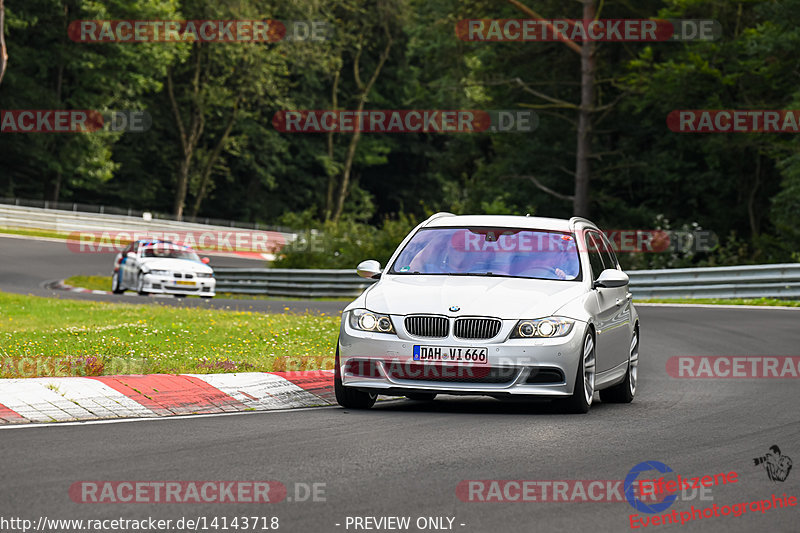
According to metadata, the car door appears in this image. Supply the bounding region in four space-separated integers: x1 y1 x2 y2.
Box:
123 243 140 286
596 231 633 369
585 231 626 373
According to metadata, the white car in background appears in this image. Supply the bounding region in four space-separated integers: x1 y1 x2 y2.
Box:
112 240 215 298
336 213 639 413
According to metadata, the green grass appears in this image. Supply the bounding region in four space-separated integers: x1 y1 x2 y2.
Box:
0 227 73 240
0 291 341 378
638 297 800 307
65 275 112 291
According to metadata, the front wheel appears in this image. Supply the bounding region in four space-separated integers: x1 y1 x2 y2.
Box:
334 345 377 409
558 331 595 414
111 271 124 294
136 272 148 296
600 329 638 404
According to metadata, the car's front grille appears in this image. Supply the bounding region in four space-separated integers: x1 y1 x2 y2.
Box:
454 318 502 339
405 316 449 338
385 363 518 384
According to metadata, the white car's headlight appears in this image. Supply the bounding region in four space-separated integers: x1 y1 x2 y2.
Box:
511 318 574 338
147 269 170 276
349 309 395 334
196 272 213 278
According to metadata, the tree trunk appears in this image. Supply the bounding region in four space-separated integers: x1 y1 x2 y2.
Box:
573 0 596 218
167 46 205 220
0 0 7 86
324 68 341 221
190 95 240 219
331 33 393 223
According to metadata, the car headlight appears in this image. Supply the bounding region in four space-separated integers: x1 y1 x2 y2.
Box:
147 269 170 276
196 272 213 278
349 309 395 334
511 317 574 338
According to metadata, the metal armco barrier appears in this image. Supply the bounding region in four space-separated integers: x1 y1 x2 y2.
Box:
626 263 800 299
214 263 800 299
213 268 377 298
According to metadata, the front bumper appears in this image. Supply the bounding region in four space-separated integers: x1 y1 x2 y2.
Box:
141 273 215 296
339 312 587 398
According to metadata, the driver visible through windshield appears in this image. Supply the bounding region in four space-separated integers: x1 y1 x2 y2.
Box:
390 227 581 281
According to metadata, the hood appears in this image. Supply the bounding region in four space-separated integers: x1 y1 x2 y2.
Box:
140 257 213 274
365 274 585 319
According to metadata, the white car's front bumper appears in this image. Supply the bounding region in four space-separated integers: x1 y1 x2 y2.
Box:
338 312 588 398
141 273 216 297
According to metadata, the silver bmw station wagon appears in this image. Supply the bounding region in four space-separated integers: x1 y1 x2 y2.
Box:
336 213 639 413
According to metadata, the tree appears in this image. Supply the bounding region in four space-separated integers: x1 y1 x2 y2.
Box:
0 0 7 86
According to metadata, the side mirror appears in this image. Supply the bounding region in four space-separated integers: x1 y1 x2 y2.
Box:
356 259 382 279
593 269 629 289
201 257 210 264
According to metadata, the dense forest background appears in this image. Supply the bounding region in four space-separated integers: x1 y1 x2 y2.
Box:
1 0 800 268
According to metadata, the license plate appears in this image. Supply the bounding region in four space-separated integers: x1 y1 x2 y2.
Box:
175 280 195 286
413 346 488 364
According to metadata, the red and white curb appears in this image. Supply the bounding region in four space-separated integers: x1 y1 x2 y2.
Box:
49 279 112 295
0 371 335 424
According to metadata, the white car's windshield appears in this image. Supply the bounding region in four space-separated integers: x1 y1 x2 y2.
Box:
142 245 200 262
390 227 581 281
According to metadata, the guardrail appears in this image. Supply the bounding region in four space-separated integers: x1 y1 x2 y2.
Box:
213 268 377 298
627 263 800 299
213 263 800 300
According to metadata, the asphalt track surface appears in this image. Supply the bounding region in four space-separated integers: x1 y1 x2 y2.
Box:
1 234 800 532
0 235 345 315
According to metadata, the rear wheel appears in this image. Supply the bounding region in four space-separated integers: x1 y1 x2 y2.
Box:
600 328 638 404
136 272 147 296
111 271 124 294
559 332 595 414
334 345 377 409
405 393 437 401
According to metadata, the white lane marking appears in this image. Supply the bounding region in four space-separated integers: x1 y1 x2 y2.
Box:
636 303 800 311
0 378 155 422
0 403 342 430
185 372 329 409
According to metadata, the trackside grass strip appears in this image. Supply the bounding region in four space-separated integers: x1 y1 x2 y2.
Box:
0 291 340 378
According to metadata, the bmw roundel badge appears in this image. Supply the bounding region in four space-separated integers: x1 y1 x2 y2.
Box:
449 305 460 312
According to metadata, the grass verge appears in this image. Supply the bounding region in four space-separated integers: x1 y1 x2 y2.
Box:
638 297 800 307
0 227 73 240
0 291 340 378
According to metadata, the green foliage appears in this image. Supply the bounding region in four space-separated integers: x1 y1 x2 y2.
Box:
1 0 799 268
274 212 419 269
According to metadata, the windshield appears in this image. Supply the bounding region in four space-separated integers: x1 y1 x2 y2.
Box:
142 245 201 262
390 227 581 281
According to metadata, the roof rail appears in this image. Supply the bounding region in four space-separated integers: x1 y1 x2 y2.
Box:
423 212 456 225
569 216 594 226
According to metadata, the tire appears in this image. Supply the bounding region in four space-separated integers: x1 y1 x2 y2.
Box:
558 331 595 414
334 345 377 409
111 271 124 294
136 272 148 296
405 393 437 401
201 295 214 299
600 328 638 404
